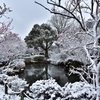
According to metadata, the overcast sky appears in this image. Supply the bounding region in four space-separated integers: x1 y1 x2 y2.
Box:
0 0 53 39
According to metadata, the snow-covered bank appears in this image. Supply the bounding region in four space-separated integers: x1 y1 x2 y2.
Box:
0 59 25 76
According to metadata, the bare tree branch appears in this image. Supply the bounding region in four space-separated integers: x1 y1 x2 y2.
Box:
78 3 85 29
35 1 74 18
91 0 95 19
35 1 86 31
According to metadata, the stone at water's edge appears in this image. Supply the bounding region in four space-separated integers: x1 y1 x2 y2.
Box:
24 57 32 63
17 60 25 68
33 55 45 62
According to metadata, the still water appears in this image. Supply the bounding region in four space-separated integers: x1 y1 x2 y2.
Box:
19 63 80 86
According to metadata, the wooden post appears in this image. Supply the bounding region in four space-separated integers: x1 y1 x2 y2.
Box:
5 82 8 94
20 89 25 100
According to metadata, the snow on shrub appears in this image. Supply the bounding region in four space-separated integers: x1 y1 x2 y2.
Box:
0 74 28 92
63 82 96 99
0 84 29 100
7 75 28 92
0 74 96 99
0 74 8 83
29 79 96 100
2 68 13 75
29 78 63 100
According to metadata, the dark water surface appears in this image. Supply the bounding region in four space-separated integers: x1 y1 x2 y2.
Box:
19 63 80 86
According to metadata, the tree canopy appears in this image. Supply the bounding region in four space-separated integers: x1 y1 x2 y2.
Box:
24 23 57 58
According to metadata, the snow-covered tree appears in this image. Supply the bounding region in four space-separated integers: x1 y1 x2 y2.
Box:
25 23 57 58
0 33 27 62
0 19 27 65
49 19 92 66
35 0 100 99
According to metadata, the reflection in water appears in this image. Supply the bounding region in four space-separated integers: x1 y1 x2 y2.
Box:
19 64 79 86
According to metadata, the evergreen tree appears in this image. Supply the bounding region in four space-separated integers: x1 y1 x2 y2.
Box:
25 23 57 58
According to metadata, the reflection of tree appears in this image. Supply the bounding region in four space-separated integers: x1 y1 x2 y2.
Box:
19 64 53 86
25 74 43 86
45 64 48 79
40 64 51 79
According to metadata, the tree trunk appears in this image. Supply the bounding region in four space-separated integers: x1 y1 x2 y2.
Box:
45 48 48 58
96 63 100 100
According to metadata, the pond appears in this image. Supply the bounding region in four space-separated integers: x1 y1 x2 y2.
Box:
19 63 80 87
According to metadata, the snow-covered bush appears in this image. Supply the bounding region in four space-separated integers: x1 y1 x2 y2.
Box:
0 84 29 100
0 74 96 100
63 82 96 100
0 74 8 84
0 84 20 100
2 68 14 75
7 75 28 92
29 79 96 100
0 34 27 62
0 74 28 92
30 79 63 100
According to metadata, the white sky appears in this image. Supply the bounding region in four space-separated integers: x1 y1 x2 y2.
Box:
0 0 92 40
0 0 53 39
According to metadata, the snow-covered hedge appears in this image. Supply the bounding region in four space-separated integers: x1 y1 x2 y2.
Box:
29 79 96 100
30 79 63 100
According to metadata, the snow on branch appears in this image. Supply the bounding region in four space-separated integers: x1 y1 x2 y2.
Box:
70 69 88 84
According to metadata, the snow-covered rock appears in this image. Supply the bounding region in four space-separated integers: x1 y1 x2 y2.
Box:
24 57 32 63
10 59 25 69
